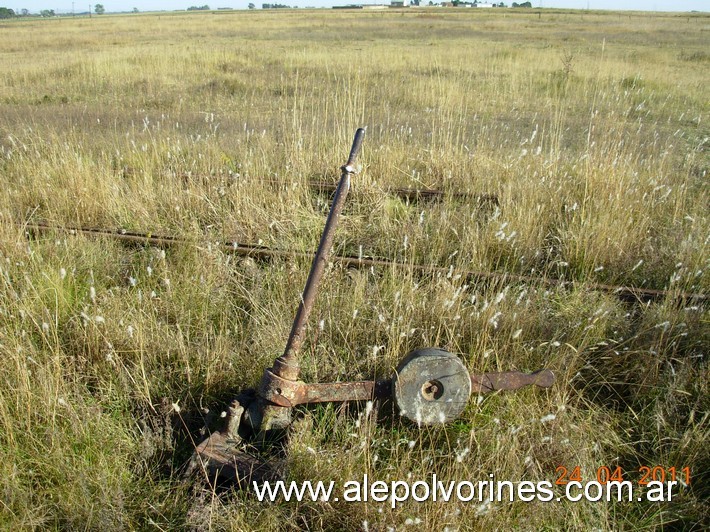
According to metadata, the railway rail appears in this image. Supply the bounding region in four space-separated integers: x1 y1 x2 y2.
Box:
21 221 707 304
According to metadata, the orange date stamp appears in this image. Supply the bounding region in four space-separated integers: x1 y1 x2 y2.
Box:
555 465 691 486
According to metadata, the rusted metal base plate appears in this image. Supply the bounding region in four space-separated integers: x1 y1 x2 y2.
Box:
191 431 280 487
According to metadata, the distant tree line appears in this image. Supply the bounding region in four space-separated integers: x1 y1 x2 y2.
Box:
512 1 532 6
187 5 210 10
1 7 106 17
262 3 291 8
451 1 507 5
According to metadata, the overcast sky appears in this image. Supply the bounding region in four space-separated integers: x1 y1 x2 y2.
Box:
13 0 708 14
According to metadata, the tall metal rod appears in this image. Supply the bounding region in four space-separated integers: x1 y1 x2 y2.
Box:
271 128 366 382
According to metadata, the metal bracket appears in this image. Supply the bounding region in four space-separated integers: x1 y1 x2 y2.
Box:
259 366 555 408
259 369 389 407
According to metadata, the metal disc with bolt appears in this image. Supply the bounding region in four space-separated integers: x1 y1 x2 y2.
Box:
189 129 555 485
393 348 473 426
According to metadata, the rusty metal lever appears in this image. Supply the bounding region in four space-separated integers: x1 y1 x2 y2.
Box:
256 128 366 433
259 368 555 408
191 130 556 483
273 127 366 382
470 369 555 394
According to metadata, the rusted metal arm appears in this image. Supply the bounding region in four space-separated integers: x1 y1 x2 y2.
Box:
260 372 390 407
252 129 367 434
470 369 555 394
259 368 555 408
271 128 366 382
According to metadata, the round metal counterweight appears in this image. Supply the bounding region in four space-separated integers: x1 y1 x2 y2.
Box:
393 348 472 426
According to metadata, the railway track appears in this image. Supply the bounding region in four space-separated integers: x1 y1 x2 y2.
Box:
21 221 707 304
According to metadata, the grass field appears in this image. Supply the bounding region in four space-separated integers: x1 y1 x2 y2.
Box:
0 7 708 530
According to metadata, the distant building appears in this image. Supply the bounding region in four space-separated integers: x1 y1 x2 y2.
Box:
390 0 410 6
332 2 387 7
